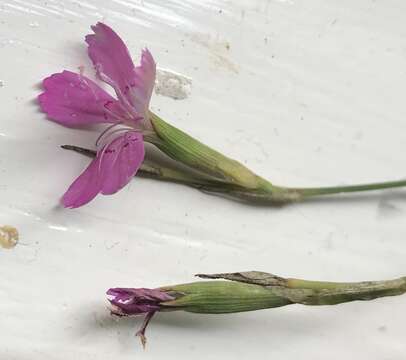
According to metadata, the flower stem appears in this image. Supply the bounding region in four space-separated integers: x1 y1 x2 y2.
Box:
149 112 406 202
281 180 406 199
285 276 406 305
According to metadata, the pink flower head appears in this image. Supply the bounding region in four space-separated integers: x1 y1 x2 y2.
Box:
107 287 175 347
38 23 156 208
107 287 174 316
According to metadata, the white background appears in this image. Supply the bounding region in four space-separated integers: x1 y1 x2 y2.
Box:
1 0 406 359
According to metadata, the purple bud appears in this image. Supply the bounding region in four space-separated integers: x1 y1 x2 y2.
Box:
106 288 175 316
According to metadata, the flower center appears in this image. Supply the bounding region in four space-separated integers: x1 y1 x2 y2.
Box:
95 124 134 150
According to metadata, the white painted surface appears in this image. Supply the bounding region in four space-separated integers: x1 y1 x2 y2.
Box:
0 1 405 358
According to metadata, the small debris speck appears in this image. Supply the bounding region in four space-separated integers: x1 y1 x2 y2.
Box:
0 225 19 249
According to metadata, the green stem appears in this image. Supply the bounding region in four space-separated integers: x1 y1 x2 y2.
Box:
285 180 406 199
285 276 406 306
149 112 406 202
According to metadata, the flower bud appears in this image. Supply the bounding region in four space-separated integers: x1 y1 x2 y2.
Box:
107 273 406 347
106 288 175 316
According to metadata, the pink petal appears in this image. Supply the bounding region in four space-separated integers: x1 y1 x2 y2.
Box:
100 131 145 195
85 23 136 99
86 23 156 120
126 48 156 121
38 71 122 127
62 154 103 208
62 131 145 208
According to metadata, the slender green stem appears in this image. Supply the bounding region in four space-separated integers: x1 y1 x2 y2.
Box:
285 276 406 306
62 144 406 204
149 113 406 202
285 180 406 199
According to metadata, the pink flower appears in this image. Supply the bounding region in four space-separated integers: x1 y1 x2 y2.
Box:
38 22 156 208
107 287 174 316
107 287 175 347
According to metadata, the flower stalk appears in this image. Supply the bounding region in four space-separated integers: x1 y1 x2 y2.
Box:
150 112 406 202
107 271 406 346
